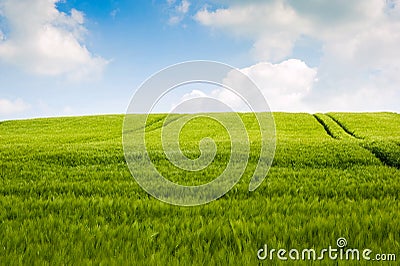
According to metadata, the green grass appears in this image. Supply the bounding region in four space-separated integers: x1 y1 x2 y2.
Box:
327 112 400 169
0 113 399 265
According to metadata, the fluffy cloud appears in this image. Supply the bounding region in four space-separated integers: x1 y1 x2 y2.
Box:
195 0 400 111
218 59 317 111
195 1 396 63
0 98 30 115
172 60 316 112
170 89 214 113
0 0 108 80
168 0 191 25
195 1 311 62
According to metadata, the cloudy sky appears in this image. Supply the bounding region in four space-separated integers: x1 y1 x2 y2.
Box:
0 0 399 120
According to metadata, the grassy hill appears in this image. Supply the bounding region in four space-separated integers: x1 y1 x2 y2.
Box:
0 112 399 264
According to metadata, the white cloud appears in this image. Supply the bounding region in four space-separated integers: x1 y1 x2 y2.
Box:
177 0 190 14
0 98 30 115
170 88 249 113
219 59 317 111
194 0 400 111
194 1 396 63
171 60 316 112
0 0 108 80
195 1 311 62
168 0 191 25
170 89 208 112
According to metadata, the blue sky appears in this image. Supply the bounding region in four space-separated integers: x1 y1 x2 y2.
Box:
0 0 399 120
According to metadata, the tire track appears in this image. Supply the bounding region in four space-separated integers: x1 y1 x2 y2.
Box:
313 113 355 140
325 114 399 169
313 114 338 139
145 114 187 133
326 114 363 139
361 141 400 170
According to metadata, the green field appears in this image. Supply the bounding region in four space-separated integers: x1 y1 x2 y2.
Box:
0 112 399 264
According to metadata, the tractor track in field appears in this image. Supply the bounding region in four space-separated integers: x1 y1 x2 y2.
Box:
315 113 399 170
124 115 185 134
144 114 187 133
313 114 338 139
362 143 400 170
326 114 363 139
144 116 167 130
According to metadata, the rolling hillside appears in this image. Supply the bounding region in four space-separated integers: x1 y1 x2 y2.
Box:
0 112 399 264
